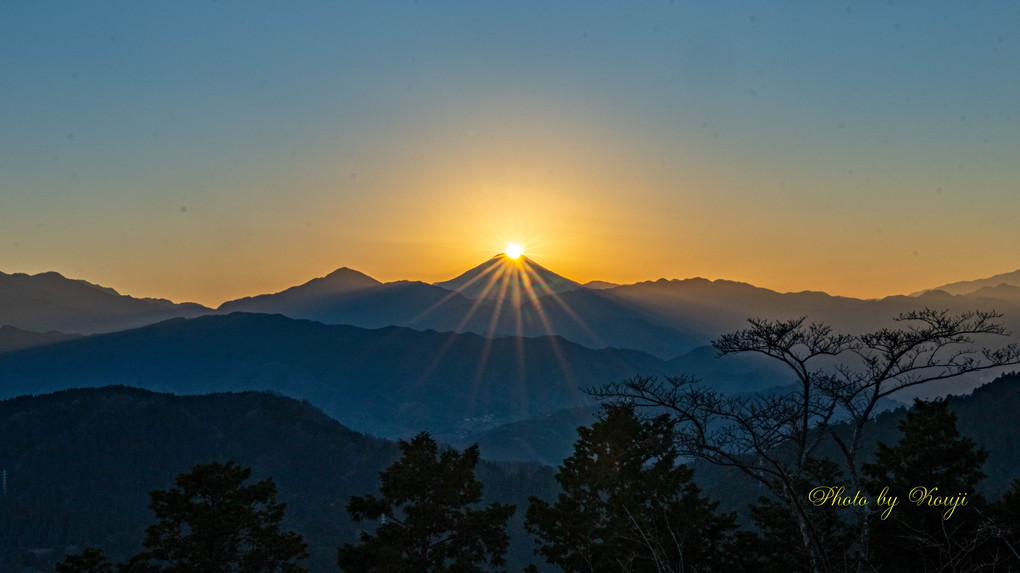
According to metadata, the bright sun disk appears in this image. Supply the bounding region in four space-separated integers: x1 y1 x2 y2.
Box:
505 243 524 259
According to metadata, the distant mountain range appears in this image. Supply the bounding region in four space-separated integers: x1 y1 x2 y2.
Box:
2 259 1018 456
0 310 804 460
6 260 1020 360
0 325 80 353
912 269 1020 297
0 312 670 440
0 270 209 334
218 255 702 358
3 260 1020 570
214 261 1020 360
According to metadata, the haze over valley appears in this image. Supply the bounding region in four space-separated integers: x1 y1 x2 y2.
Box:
3 256 1019 444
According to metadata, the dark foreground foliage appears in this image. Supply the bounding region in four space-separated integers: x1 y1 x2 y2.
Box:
527 404 737 572
338 433 515 572
124 461 308 572
59 461 308 573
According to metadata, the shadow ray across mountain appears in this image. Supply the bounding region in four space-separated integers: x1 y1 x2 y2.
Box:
0 312 668 440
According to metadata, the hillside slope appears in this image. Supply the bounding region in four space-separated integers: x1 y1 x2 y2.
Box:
0 386 555 571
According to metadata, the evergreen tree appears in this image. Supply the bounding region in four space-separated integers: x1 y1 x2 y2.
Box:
337 432 515 572
526 404 735 572
124 460 308 573
593 310 1020 572
863 399 991 571
737 458 856 573
989 476 1020 563
865 399 987 497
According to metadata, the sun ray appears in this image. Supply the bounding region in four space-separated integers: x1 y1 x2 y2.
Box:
408 256 504 325
471 264 513 388
407 258 512 387
517 261 574 387
413 250 626 425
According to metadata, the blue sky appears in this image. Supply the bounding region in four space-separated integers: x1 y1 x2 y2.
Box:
2 2 1018 304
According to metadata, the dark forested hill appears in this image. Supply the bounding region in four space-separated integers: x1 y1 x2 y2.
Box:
0 386 555 571
864 370 1020 499
2 376 1017 570
0 386 395 570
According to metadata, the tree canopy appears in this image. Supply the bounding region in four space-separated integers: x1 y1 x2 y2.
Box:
864 398 996 571
124 460 308 573
593 309 1020 573
55 547 114 573
337 432 515 572
526 403 736 572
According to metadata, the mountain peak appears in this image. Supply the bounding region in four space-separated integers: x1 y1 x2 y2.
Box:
217 266 380 311
323 266 379 283
0 269 209 334
434 253 580 301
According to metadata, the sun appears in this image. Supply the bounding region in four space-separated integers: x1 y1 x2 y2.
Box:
504 242 525 259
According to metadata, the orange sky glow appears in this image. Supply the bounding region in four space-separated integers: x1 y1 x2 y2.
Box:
2 3 1018 307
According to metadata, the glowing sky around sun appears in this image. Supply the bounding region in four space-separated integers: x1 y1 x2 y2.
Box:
2 2 1019 306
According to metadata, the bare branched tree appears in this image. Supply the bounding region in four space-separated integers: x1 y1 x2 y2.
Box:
591 309 1020 573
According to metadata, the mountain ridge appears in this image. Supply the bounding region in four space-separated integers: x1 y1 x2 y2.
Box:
434 253 581 301
0 270 209 335
6 261 1020 362
0 312 673 439
217 266 381 313
911 268 1020 297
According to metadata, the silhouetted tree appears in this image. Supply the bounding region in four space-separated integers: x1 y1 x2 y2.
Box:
863 398 996 571
55 547 113 573
337 432 515 572
737 457 856 573
592 309 1020 573
526 404 735 572
124 460 307 573
989 476 1020 564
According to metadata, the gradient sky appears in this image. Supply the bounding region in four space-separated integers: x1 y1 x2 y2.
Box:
2 2 1018 306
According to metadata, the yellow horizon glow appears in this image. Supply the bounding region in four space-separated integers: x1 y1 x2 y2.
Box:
10 102 1017 309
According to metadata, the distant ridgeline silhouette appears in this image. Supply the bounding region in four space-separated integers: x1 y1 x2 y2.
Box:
4 260 1019 361
0 270 207 334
